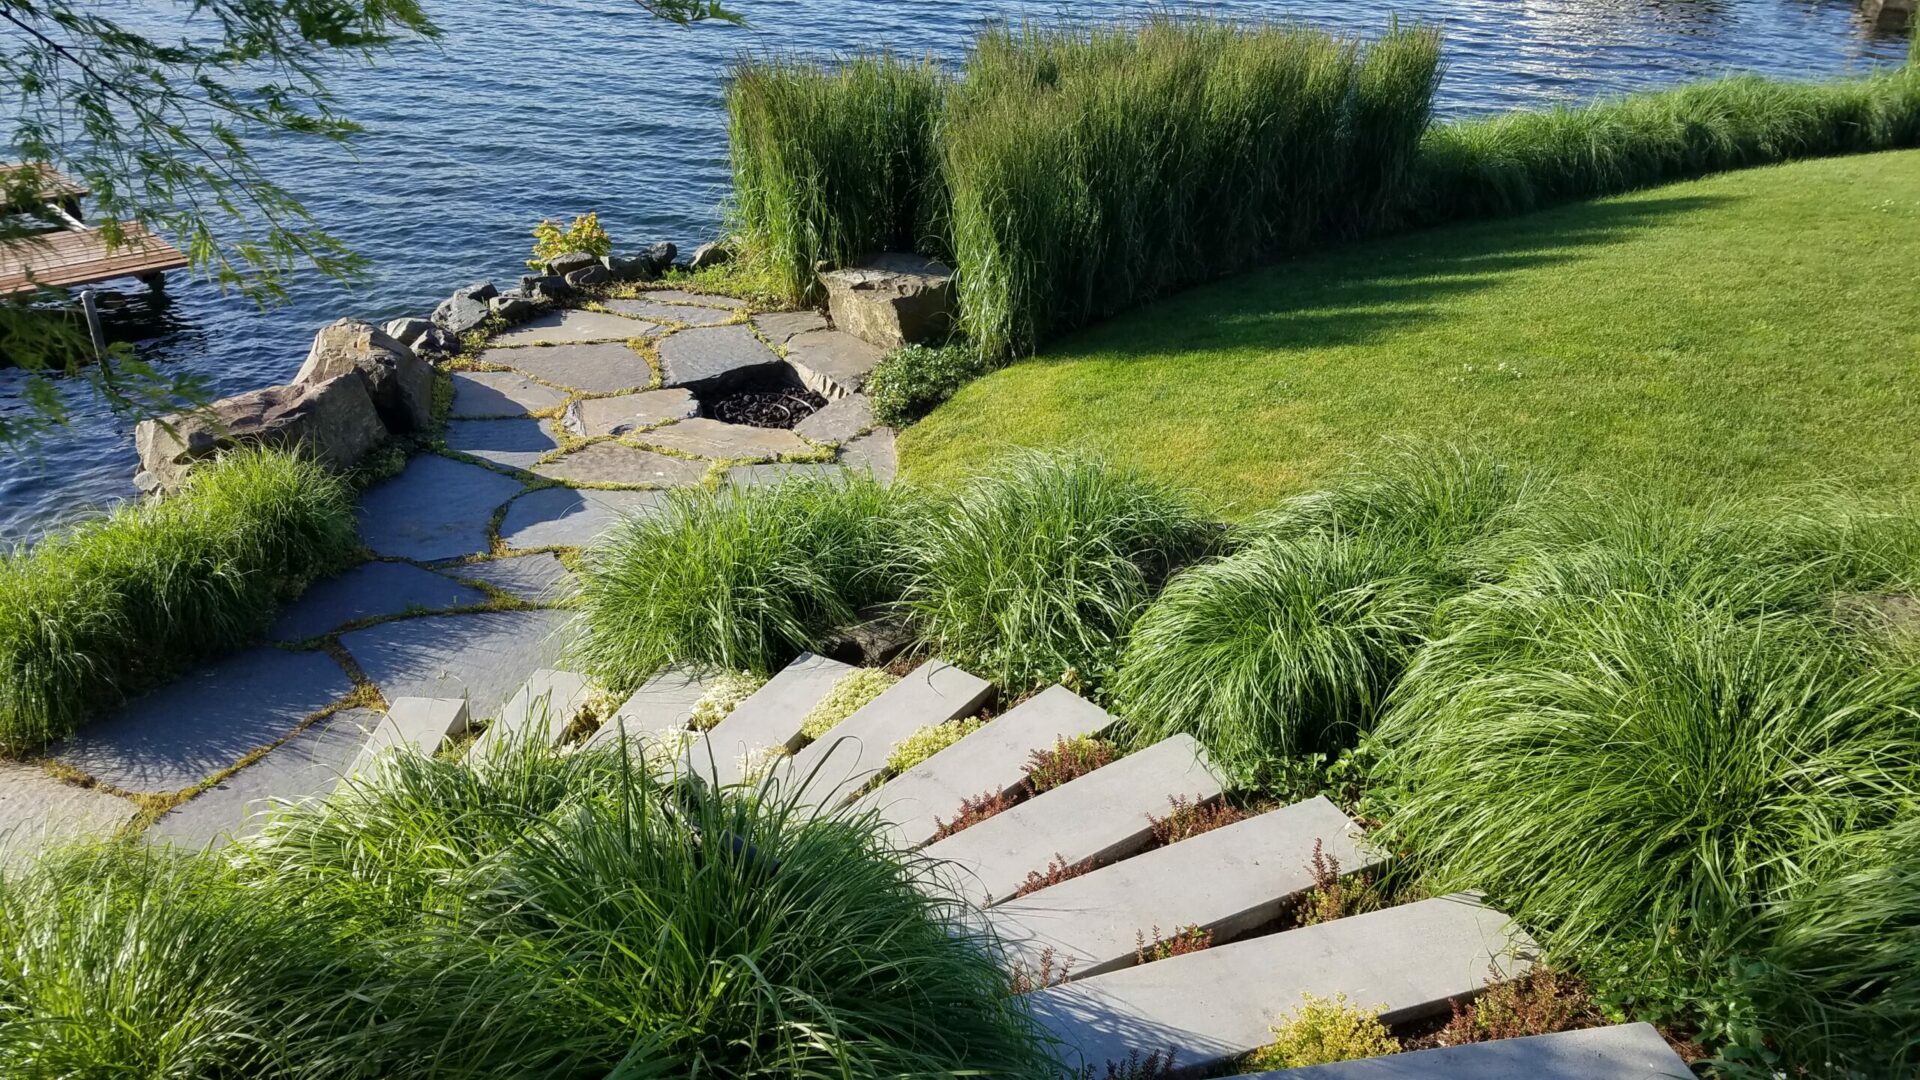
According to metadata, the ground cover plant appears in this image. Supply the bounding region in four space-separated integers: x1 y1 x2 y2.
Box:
0 447 357 753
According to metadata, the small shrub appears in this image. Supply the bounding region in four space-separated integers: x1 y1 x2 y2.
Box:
1014 852 1094 898
1296 839 1382 927
866 341 992 426
1146 796 1247 847
1134 924 1213 964
1247 993 1401 1070
688 670 767 730
1438 967 1603 1047
885 715 983 775
932 789 1015 840
1024 735 1119 795
799 667 898 741
528 211 611 269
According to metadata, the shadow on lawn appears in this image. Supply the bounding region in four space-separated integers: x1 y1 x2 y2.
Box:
1039 194 1737 362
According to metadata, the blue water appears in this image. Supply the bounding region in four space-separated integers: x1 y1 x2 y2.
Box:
1 0 1909 541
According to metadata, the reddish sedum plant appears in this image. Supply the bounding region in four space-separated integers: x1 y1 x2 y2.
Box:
1146 795 1247 847
1134 924 1213 964
1024 735 1119 794
931 790 1015 840
1014 852 1095 898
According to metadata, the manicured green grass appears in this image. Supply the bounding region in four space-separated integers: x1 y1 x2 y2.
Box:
901 151 1920 512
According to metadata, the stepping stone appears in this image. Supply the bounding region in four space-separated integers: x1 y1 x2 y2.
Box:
724 462 850 489
635 417 813 461
604 298 735 326
470 669 593 760
776 660 994 811
339 609 573 722
989 797 1380 980
783 329 885 399
533 442 708 487
919 734 1223 908
450 370 568 418
0 763 134 867
56 648 354 794
271 561 489 641
1242 1022 1690 1079
346 697 470 778
498 487 671 549
147 708 379 849
442 552 572 601
1027 895 1534 1075
444 418 563 473
754 309 829 344
839 427 897 484
489 308 657 345
656 324 784 394
357 454 525 561
858 684 1114 849
481 343 655 394
563 389 698 437
644 288 746 310
794 394 874 446
586 668 715 748
682 653 852 787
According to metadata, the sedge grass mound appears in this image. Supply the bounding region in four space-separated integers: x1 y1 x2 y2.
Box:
0 448 357 753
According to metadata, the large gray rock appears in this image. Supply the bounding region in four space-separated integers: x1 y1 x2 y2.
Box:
643 241 678 274
689 241 732 270
444 417 563 473
545 251 599 278
533 442 707 488
295 319 433 433
489 292 538 324
491 309 657 347
449 370 568 419
819 253 954 349
482 342 655 393
635 417 813 462
134 375 386 495
432 281 498 336
783 329 886 399
339 609 574 721
270 561 489 642
384 317 435 349
564 264 612 288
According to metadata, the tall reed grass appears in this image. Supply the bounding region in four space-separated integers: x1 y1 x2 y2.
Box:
0 448 358 753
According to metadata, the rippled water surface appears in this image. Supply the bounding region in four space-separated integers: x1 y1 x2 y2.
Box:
2 0 1909 540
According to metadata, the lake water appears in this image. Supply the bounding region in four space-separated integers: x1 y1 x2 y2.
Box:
1 0 1910 542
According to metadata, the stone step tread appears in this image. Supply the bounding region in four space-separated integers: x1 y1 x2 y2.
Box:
989 795 1379 980
469 668 593 760
856 684 1114 849
777 660 995 810
1246 1023 1690 1079
347 697 470 777
681 653 852 786
586 668 716 748
1029 894 1535 1076
918 733 1223 907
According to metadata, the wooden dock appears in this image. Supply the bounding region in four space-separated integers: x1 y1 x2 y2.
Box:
1 164 189 297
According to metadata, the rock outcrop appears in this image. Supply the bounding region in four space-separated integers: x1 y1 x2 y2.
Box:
295 319 433 433
819 254 955 350
134 375 386 494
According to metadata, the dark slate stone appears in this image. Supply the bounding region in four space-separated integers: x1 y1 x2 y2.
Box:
783 328 886 398
0 763 134 866
271 561 489 641
482 342 656 393
532 442 708 487
546 251 598 277
655 324 784 395
146 708 378 850
603 298 734 326
357 454 526 561
448 370 568 418
794 394 875 446
490 309 657 347
838 426 898 485
646 288 746 310
441 553 572 602
444 418 563 472
753 309 830 344
498 486 672 549
340 609 575 719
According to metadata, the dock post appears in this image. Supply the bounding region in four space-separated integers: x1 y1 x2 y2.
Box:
79 287 107 362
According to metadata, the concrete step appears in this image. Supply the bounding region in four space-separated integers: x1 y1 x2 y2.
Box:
775 660 994 810
680 653 851 787
1028 894 1534 1076
1244 1022 1690 1079
468 669 593 760
584 668 714 749
856 684 1114 848
918 734 1223 907
345 697 470 778
989 795 1379 981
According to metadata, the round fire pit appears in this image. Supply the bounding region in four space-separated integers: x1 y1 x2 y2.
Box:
707 386 827 430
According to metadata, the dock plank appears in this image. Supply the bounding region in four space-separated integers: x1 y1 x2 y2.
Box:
1 222 188 295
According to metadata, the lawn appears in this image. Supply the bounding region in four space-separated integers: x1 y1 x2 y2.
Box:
900 150 1920 515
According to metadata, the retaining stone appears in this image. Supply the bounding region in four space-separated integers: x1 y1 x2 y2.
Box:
0 763 134 867
586 668 715 748
357 454 526 561
603 298 735 326
498 486 671 549
482 342 656 394
777 660 994 811
753 310 829 344
645 288 746 310
340 609 573 722
533 442 708 487
793 394 874 446
858 684 1114 849
635 417 813 461
1027 894 1535 1075
271 561 489 642
445 417 563 472
147 708 378 849
450 370 568 418
820 253 955 349
989 796 1379 980
783 329 886 399
442 552 571 601
347 697 470 778
564 389 698 437
918 734 1222 907
490 308 656 345
1244 1023 1691 1080
656 324 785 395
470 669 593 760
681 653 852 787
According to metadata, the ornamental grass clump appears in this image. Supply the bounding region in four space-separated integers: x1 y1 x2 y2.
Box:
903 451 1217 692
0 447 358 753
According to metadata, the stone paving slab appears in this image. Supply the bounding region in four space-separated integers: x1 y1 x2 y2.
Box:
0 763 135 867
444 418 565 473
656 324 784 394
442 552 572 601
58 648 354 794
682 653 852 787
753 310 829 344
635 417 813 461
645 288 746 310
919 734 1223 907
482 342 656 394
533 442 708 487
471 669 593 760
586 668 715 748
783 328 885 398
358 454 526 561
859 684 1113 849
1246 1023 1691 1080
347 697 470 778
148 708 378 849
490 308 657 345
564 389 698 437
794 394 874 446
498 487 671 549
271 561 489 642
340 609 573 721
604 298 735 326
1028 895 1534 1075
450 370 568 418
988 796 1379 980
839 427 898 484
724 462 850 489
778 660 994 811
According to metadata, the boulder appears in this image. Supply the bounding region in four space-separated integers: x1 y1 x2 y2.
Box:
819 608 915 668
564 264 612 288
689 241 732 270
414 326 457 356
605 254 657 282
295 319 433 433
819 253 955 349
490 291 538 323
432 282 497 336
643 241 678 274
520 273 573 302
384 317 435 349
134 375 386 494
546 251 598 278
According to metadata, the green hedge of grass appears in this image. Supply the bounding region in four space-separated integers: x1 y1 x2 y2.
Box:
0 448 358 754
